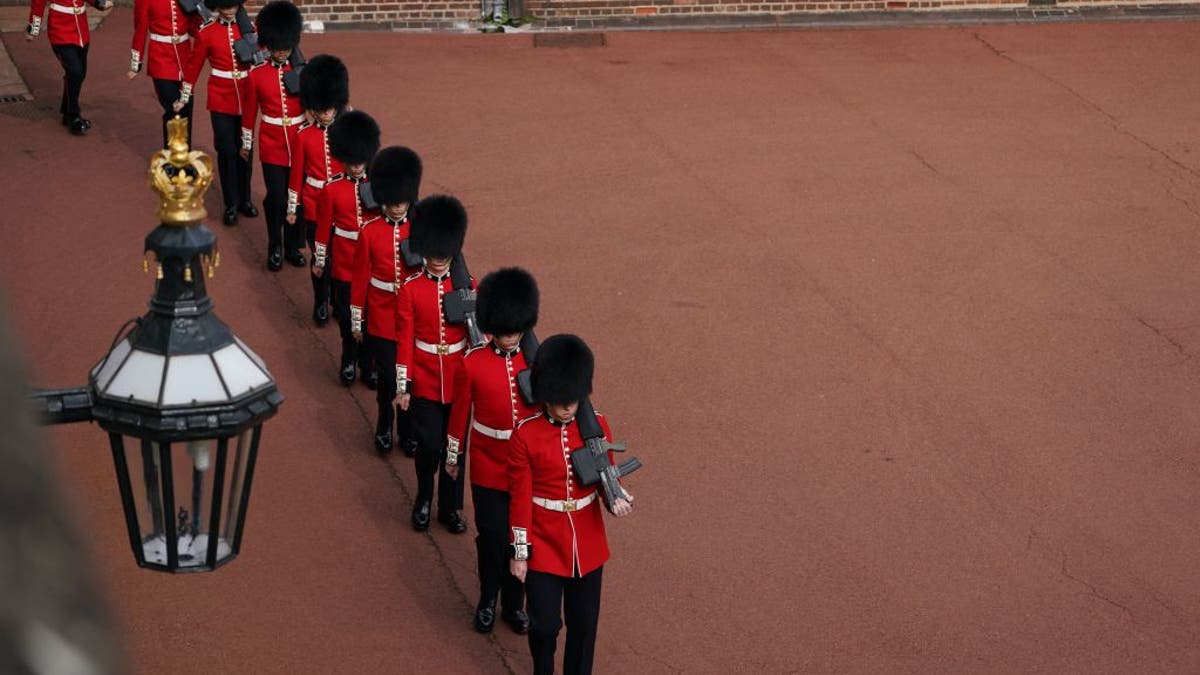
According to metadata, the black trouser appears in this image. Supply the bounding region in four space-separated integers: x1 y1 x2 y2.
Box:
209 111 252 210
330 279 367 372
151 78 192 148
363 335 396 436
526 566 603 675
261 162 296 252
473 485 523 613
304 217 330 310
51 43 88 120
410 397 466 513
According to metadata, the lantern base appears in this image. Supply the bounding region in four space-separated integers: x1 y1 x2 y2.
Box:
142 533 232 568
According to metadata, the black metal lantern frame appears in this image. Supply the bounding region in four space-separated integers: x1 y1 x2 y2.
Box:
29 119 283 573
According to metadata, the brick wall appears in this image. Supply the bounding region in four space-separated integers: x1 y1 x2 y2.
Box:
172 0 1199 31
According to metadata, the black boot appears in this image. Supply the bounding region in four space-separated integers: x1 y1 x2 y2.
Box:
411 501 431 531
501 609 529 635
239 202 259 217
266 246 283 271
475 600 497 634
223 206 238 226
374 429 393 454
438 510 468 535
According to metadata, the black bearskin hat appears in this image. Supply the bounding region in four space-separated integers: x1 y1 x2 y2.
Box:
299 54 349 112
369 146 422 207
256 1 302 50
477 268 539 336
410 195 467 260
531 334 594 405
327 111 380 167
204 0 241 11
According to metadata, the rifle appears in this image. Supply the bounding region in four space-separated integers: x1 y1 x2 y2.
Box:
282 47 306 96
232 6 265 66
516 332 642 512
176 0 213 24
442 253 485 348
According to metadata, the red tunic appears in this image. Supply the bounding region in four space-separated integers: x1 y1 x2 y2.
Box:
28 0 96 47
240 60 302 167
130 0 196 80
446 344 538 492
349 216 417 341
394 271 475 403
287 121 344 219
314 174 375 283
508 412 614 578
180 18 248 115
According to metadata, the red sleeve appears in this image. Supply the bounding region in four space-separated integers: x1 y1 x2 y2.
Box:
240 68 259 138
131 0 149 57
28 0 45 31
349 224 370 313
395 282 414 379
187 11 201 38
182 28 207 86
508 428 533 550
446 359 472 451
314 185 333 247
287 131 307 211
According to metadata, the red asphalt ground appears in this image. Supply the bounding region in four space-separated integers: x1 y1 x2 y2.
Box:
3 14 1200 674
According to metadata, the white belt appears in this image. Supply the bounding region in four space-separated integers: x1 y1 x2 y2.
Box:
305 176 325 189
416 338 467 356
262 114 302 127
472 420 512 440
369 277 395 293
210 68 247 80
533 492 597 513
333 227 358 241
49 3 85 14
150 32 188 44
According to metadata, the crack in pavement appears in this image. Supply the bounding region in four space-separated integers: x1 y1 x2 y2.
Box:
908 149 945 179
970 31 1200 184
1059 553 1135 623
230 222 522 675
1134 317 1191 361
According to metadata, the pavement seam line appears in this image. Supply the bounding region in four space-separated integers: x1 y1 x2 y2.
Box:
225 219 521 675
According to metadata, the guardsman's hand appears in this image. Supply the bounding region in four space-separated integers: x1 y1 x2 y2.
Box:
312 264 324 278
611 493 634 517
352 329 363 342
285 213 296 225
172 99 185 112
445 463 459 480
238 148 250 161
396 393 411 411
127 70 138 80
25 31 34 41
510 559 527 583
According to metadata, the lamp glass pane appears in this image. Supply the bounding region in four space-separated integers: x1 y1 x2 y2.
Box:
162 354 229 406
212 343 270 397
122 439 169 568
220 430 254 556
92 337 132 390
104 349 165 404
234 337 269 371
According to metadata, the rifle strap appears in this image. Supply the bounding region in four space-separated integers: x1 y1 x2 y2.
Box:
449 252 473 292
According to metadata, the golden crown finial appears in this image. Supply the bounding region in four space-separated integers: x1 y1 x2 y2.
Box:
148 116 213 225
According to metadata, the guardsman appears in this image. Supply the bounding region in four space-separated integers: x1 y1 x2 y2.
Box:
445 267 538 634
350 147 422 452
313 110 379 387
240 0 303 271
287 54 348 324
26 0 113 135
174 0 257 226
128 0 198 147
508 334 634 675
393 195 471 534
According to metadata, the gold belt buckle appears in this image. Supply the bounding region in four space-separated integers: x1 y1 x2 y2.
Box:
282 116 291 126
562 499 577 512
436 344 449 355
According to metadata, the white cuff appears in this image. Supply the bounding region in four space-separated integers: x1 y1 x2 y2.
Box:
240 127 253 151
287 188 298 214
350 305 363 333
129 49 141 73
179 82 192 104
28 16 41 36
445 436 460 466
511 527 529 561
313 242 327 267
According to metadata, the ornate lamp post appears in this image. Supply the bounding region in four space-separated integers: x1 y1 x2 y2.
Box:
30 118 283 573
